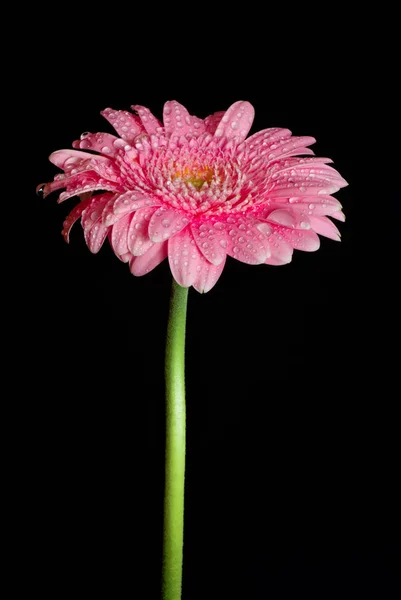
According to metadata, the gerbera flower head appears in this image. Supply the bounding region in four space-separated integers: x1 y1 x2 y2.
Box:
38 100 347 292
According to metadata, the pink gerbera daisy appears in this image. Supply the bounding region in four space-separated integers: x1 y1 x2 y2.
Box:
38 100 347 292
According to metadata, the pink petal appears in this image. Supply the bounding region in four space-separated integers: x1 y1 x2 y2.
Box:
282 228 321 252
102 195 126 226
213 101 255 143
82 218 109 254
130 242 168 276
193 255 226 293
264 136 316 162
62 197 92 243
187 116 206 137
81 195 111 253
168 226 225 292
148 207 191 242
127 207 156 256
268 178 343 198
268 196 343 218
72 132 119 157
279 136 317 158
41 177 69 198
331 210 346 222
87 157 121 183
58 176 121 204
244 128 292 150
309 216 341 241
264 232 294 265
167 226 200 288
161 104 207 137
132 105 163 135
49 150 120 185
266 209 297 227
224 216 269 265
119 252 131 263
271 163 347 189
110 213 133 256
112 190 161 216
163 100 193 136
204 111 225 134
101 108 145 143
191 220 228 266
49 149 96 170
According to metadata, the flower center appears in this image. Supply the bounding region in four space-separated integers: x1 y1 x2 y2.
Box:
172 164 214 189
144 146 248 216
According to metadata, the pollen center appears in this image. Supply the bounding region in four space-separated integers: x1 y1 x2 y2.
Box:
172 164 214 189
146 146 247 215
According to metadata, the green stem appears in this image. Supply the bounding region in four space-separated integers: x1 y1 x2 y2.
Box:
162 279 189 600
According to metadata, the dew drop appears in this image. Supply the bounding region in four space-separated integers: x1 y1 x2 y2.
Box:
309 203 315 209
162 219 170 228
214 222 224 230
36 184 45 197
219 239 227 248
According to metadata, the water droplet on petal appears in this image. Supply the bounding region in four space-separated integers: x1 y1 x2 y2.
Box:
219 239 227 248
162 219 170 227
214 222 225 231
36 184 45 197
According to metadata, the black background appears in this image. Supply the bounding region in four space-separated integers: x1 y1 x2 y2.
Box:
16 4 400 598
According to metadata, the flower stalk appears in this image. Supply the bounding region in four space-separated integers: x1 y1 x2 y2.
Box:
162 279 188 600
